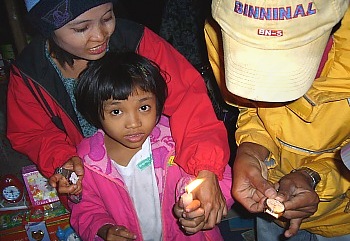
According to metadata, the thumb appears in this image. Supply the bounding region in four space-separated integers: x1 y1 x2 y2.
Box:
173 202 183 219
284 218 303 238
71 156 84 176
252 173 277 199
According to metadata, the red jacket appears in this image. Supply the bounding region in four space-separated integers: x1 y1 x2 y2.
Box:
7 19 229 179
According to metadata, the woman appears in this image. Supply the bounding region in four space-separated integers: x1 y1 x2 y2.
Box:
7 0 229 228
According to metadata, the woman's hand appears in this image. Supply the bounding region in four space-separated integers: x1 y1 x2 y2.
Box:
191 170 227 229
49 156 84 195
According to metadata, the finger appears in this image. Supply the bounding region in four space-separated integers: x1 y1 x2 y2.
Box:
198 190 223 224
57 178 78 194
203 213 219 229
115 228 137 240
280 190 319 219
274 182 294 203
203 202 225 229
173 203 184 219
284 218 303 238
253 177 277 199
181 223 205 235
179 216 205 234
235 191 267 213
72 157 84 176
118 230 136 240
222 204 228 218
232 178 275 213
182 207 205 219
183 200 201 213
48 174 61 188
57 184 77 194
49 174 77 194
70 176 83 194
215 204 226 224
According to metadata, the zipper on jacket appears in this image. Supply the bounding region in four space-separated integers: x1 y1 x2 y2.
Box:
278 138 339 155
344 191 350 213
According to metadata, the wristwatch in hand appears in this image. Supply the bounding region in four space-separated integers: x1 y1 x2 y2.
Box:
291 167 321 189
54 167 81 203
54 167 79 184
264 198 285 218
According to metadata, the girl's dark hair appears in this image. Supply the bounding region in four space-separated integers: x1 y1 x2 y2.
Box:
75 52 168 128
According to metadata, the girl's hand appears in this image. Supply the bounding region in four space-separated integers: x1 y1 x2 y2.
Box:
174 199 206 234
98 224 137 241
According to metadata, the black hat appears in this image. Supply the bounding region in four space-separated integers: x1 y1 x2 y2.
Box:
25 0 115 37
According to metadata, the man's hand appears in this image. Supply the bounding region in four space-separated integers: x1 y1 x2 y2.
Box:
232 142 277 213
274 170 320 238
49 156 84 195
191 170 227 229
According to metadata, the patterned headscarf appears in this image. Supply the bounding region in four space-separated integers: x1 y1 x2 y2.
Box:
25 0 115 37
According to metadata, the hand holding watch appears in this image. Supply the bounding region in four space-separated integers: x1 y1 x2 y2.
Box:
54 167 82 203
264 167 321 219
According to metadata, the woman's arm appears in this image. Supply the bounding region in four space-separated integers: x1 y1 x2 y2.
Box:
6 67 82 177
138 27 230 178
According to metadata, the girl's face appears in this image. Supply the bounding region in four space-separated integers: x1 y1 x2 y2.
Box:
52 3 115 61
102 88 158 151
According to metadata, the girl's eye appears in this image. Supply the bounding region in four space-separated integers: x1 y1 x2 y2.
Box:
111 109 121 115
73 27 88 33
140 105 151 112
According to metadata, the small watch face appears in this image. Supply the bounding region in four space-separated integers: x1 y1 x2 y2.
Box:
266 199 285 213
264 198 285 218
2 185 22 202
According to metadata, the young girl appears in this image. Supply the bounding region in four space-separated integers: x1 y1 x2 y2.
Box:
71 52 233 241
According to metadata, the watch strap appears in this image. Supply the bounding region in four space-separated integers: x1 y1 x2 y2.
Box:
291 167 321 189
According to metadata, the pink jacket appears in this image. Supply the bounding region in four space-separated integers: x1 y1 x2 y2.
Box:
70 116 233 241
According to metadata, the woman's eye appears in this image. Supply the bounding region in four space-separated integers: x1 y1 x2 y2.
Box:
73 27 88 33
103 16 113 23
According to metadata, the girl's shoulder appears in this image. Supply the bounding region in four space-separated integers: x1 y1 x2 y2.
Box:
77 130 106 162
150 116 174 148
150 116 175 166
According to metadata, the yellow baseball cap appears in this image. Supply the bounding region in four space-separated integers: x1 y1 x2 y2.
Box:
212 0 349 102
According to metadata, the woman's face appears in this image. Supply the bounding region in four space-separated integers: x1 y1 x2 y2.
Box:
53 3 115 61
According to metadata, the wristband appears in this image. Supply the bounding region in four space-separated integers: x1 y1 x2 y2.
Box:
291 167 320 189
